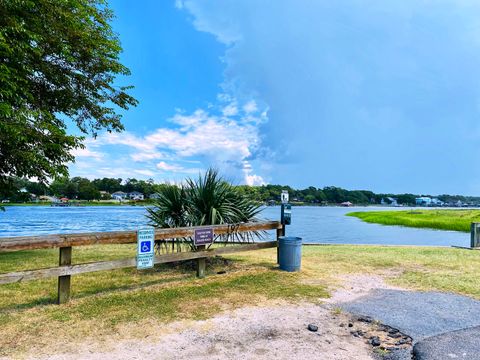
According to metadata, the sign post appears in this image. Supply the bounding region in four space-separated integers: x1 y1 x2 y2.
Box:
280 190 291 235
194 227 214 278
278 190 292 264
137 227 155 270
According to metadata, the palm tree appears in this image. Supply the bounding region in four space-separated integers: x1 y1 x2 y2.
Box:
146 168 263 252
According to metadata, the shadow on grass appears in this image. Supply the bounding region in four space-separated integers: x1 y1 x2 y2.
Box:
73 273 192 299
0 258 258 313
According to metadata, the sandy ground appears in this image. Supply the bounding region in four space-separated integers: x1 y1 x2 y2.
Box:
29 304 373 360
11 275 404 360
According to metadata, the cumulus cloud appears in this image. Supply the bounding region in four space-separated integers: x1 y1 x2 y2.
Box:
72 98 267 184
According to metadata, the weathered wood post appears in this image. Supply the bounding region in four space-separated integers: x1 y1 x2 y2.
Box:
471 223 480 248
196 245 206 278
57 246 72 304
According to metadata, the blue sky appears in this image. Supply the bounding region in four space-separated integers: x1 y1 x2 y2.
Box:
69 1 480 195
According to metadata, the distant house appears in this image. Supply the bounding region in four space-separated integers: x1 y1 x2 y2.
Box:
111 191 128 201
415 197 432 206
39 195 59 202
149 193 161 200
128 191 144 200
340 201 353 207
381 197 399 206
431 198 444 206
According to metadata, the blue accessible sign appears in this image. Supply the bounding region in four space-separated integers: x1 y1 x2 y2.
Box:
137 227 155 270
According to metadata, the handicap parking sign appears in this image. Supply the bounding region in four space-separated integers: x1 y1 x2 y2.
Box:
140 241 151 253
137 227 154 269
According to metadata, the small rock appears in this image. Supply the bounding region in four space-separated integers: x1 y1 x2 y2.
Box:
388 332 402 339
358 316 373 323
348 323 353 328
350 330 365 338
378 325 389 332
388 328 399 335
395 338 407 346
370 336 381 347
339 323 345 327
307 324 318 332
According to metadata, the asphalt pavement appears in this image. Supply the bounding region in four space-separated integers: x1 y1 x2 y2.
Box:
341 289 480 359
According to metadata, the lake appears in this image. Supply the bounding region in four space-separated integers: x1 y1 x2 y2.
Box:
0 206 469 247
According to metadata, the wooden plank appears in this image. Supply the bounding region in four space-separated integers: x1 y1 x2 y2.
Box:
0 221 282 252
57 246 72 304
0 241 277 285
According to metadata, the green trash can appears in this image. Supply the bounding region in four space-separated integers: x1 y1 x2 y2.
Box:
278 236 302 272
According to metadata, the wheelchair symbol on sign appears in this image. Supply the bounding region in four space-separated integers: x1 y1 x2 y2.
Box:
140 241 151 253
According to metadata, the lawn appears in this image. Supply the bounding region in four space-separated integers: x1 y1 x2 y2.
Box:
1 244 480 356
347 209 480 232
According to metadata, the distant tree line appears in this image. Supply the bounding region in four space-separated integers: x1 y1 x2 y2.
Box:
4 177 480 206
4 177 167 202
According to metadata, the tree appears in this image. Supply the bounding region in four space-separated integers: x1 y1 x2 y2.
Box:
147 169 263 251
78 182 100 200
0 0 137 200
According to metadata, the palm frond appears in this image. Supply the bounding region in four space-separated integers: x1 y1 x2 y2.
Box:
147 168 265 250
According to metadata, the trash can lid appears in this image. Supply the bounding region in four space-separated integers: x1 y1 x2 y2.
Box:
278 236 302 240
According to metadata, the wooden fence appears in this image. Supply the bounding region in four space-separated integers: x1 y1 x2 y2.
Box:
0 221 283 304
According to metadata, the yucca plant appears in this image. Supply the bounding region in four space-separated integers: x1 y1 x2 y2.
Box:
146 168 264 252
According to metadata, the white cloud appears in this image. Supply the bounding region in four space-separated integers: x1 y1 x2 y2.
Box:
245 173 265 186
71 148 104 160
70 97 267 184
131 151 168 162
222 103 238 116
243 100 257 114
156 161 184 172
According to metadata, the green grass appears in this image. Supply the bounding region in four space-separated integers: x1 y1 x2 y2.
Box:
1 244 480 356
347 209 480 232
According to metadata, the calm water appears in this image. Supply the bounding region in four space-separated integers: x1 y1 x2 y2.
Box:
0 206 469 247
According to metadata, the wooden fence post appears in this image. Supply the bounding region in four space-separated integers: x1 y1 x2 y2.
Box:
196 245 206 278
57 246 72 304
471 223 480 248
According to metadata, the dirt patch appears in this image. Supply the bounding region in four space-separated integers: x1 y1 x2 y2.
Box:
18 302 373 360
325 272 407 304
3 273 413 360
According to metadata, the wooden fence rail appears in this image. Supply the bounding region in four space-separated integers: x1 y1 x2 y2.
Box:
0 221 283 304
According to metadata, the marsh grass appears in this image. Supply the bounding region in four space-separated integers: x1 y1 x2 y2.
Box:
347 209 480 232
1 244 480 356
